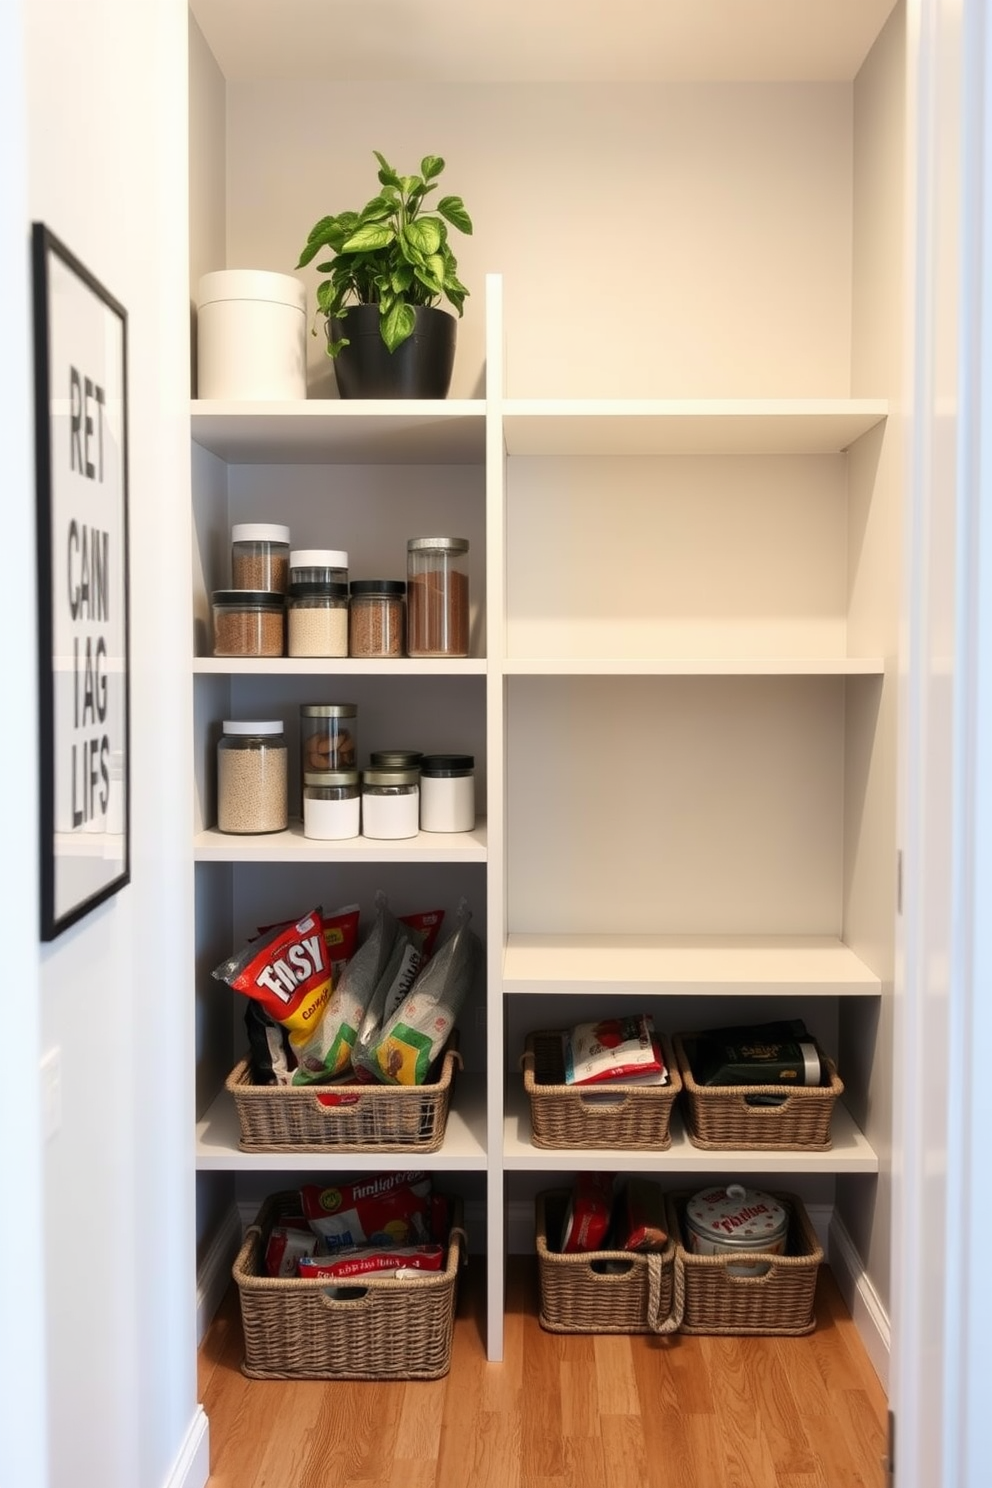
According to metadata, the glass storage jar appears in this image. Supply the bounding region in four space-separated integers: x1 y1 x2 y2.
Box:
300 703 358 774
302 769 360 840
349 579 406 658
419 753 475 832
217 721 288 834
230 523 291 593
406 536 470 657
289 549 349 587
287 582 349 658
370 750 423 770
361 767 420 839
211 589 285 657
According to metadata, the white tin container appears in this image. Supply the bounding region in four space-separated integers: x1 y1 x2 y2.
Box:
361 768 420 839
302 771 360 840
197 270 307 400
684 1183 789 1277
420 753 475 832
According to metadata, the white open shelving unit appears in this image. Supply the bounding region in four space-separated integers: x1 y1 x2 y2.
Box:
190 273 888 1361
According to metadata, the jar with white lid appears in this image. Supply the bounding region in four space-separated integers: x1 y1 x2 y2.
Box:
420 753 475 832
361 767 420 839
302 770 360 840
289 549 349 587
211 589 285 657
287 582 349 658
406 536 469 657
217 721 288 834
231 523 291 593
683 1184 789 1277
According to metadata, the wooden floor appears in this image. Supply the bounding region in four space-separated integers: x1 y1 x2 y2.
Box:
199 1259 888 1488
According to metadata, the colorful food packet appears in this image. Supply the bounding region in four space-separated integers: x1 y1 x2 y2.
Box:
610 1177 669 1251
300 1171 433 1251
264 1221 319 1278
563 1013 665 1086
212 907 332 1045
297 1243 444 1279
560 1172 615 1254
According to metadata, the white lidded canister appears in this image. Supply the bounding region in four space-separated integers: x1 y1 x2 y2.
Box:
302 770 360 840
197 270 307 400
419 753 475 832
684 1183 789 1277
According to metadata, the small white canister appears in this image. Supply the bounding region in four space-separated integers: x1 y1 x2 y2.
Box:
419 753 475 832
197 270 307 400
684 1183 789 1277
302 770 360 841
361 767 420 840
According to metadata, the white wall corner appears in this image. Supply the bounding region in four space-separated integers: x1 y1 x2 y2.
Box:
162 1406 209 1488
828 1208 891 1389
197 1204 244 1345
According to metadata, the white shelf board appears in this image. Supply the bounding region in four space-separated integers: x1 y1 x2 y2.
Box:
502 934 882 996
503 656 885 676
190 398 486 464
193 656 487 677
501 398 888 457
194 818 488 862
503 1087 878 1174
196 1085 488 1171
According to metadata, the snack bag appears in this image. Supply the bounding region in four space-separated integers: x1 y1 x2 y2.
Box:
349 909 427 1082
264 1220 319 1278
610 1178 668 1252
560 1172 615 1254
301 1171 433 1251
212 908 332 1047
244 1000 297 1086
399 908 445 960
297 1243 444 1279
366 900 480 1086
257 903 361 986
563 1014 665 1086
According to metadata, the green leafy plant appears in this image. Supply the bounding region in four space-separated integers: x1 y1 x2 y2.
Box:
296 150 473 356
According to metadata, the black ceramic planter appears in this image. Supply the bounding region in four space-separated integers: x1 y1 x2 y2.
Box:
329 303 457 400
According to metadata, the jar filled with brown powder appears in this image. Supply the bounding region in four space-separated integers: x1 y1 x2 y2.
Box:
231 523 290 593
406 537 469 657
212 590 285 657
349 579 406 658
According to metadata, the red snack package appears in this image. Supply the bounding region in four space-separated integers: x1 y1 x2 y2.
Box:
264 1221 319 1278
257 903 361 985
399 909 445 960
613 1178 669 1252
212 907 331 1041
297 1243 444 1279
560 1172 615 1254
301 1171 432 1251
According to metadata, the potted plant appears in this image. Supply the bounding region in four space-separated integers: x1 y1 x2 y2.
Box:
296 150 473 399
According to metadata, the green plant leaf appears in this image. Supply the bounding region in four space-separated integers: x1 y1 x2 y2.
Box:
391 264 415 292
382 300 416 352
400 175 421 197
315 260 336 273
316 280 336 312
374 150 401 187
404 218 442 256
437 196 473 234
359 194 397 223
341 222 395 253
421 155 444 180
325 334 349 357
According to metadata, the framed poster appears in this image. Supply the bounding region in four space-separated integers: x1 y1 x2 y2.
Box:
32 224 130 941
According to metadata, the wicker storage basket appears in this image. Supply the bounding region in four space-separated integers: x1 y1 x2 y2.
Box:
225 1035 461 1153
673 1032 843 1151
523 1031 682 1150
233 1190 465 1379
535 1189 683 1334
668 1188 822 1335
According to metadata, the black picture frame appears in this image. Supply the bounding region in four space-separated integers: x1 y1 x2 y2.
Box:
32 224 130 941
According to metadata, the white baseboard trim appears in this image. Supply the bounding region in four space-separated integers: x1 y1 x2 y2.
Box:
197 1203 243 1345
162 1405 210 1488
827 1210 891 1390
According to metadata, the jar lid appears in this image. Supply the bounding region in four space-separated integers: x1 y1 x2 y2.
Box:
420 753 474 775
684 1184 788 1250
197 270 306 313
407 536 469 554
303 769 360 786
370 750 424 768
231 523 291 544
362 768 420 786
222 720 284 735
287 582 350 600
300 702 358 718
350 579 406 596
211 589 285 607
290 549 349 568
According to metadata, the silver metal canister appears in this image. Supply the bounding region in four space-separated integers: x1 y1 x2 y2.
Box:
684 1183 789 1276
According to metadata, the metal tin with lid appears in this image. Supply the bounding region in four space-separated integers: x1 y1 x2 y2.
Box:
684 1184 789 1276
370 750 424 769
419 753 475 833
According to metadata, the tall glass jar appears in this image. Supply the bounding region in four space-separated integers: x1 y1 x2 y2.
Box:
217 721 288 834
361 767 420 839
287 582 349 658
300 703 358 773
230 523 290 593
302 770 360 840
406 536 470 657
349 579 406 658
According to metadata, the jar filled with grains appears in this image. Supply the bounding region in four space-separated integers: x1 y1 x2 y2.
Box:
211 589 285 657
217 721 288 834
287 582 349 658
349 579 406 658
406 537 470 657
361 767 420 839
289 549 349 587
231 523 291 593
300 703 358 774
302 770 361 840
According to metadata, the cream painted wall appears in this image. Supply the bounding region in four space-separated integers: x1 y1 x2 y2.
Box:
23 2 202 1487
222 80 854 400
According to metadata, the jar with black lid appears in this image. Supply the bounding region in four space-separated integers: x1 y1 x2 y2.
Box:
349 579 406 658
287 582 349 658
420 753 475 832
211 590 285 657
